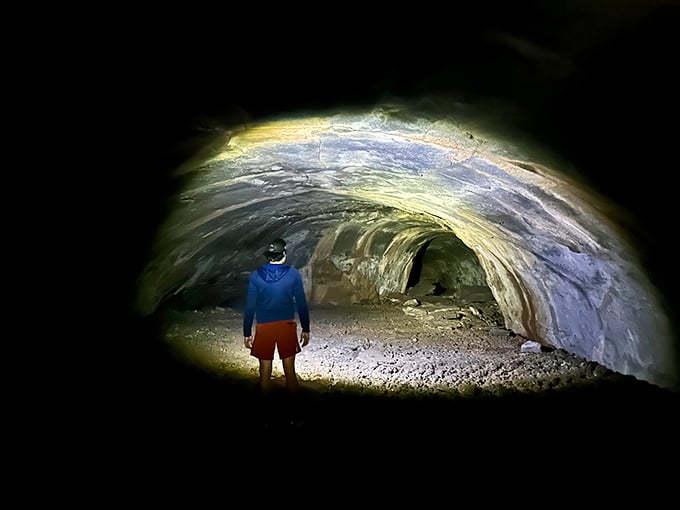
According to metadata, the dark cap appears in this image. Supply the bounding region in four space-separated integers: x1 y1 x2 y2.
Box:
263 238 287 259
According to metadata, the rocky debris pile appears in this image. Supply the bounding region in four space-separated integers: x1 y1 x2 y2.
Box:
384 292 506 331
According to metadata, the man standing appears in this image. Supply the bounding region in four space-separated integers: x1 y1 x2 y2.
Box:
243 238 310 424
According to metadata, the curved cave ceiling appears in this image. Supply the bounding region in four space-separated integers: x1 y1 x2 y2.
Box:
117 2 680 394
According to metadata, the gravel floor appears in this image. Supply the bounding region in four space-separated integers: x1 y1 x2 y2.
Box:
160 301 632 400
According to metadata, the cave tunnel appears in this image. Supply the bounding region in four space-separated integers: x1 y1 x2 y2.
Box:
100 1 680 469
404 235 489 300
136 112 677 391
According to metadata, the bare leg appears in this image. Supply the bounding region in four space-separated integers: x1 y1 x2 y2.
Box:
282 355 304 426
254 359 274 427
282 355 300 393
258 359 273 396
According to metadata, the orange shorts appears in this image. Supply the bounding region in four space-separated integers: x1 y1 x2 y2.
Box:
251 319 301 361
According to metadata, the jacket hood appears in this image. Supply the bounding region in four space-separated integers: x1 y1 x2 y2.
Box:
257 263 291 283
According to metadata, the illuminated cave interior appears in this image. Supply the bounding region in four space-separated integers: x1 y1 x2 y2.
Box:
109 2 680 457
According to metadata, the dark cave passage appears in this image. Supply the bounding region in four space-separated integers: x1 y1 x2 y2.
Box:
406 239 427 291
405 234 491 302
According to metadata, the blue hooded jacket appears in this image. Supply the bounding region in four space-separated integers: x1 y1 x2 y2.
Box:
243 263 310 337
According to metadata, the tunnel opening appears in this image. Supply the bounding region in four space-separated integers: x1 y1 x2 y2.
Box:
404 233 493 304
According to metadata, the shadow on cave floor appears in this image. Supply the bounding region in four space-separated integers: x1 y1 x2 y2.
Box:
110 315 679 464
